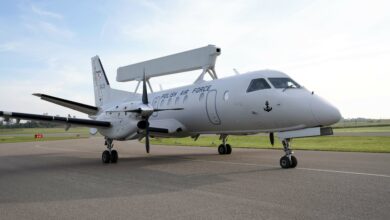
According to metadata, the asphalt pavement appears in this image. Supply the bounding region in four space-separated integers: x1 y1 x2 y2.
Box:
0 138 389 220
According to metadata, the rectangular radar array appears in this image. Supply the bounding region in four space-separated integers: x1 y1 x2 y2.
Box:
116 45 221 82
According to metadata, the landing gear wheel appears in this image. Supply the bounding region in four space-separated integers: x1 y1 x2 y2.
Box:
110 150 118 163
218 144 227 155
280 156 291 169
290 155 297 168
102 150 111 164
226 144 232 154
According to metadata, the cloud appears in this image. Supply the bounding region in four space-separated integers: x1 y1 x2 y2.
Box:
1 0 390 118
14 4 74 40
31 5 63 20
0 42 21 52
96 0 390 118
0 60 94 117
23 20 75 39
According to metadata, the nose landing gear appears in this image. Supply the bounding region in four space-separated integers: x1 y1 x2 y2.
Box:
102 138 118 164
218 134 232 155
280 138 297 169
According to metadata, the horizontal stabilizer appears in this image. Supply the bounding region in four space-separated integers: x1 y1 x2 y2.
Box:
0 111 110 128
33 93 98 115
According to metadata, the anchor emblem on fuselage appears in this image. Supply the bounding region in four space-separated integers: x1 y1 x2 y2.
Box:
263 101 273 112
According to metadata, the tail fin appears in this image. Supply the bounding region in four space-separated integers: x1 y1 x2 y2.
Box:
91 56 111 107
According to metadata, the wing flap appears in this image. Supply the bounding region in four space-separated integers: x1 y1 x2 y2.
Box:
0 111 110 128
148 119 185 134
148 127 169 133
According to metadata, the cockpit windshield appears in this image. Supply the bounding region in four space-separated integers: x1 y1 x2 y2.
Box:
268 78 301 89
246 78 271 93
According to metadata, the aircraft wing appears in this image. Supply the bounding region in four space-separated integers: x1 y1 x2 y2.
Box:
0 111 110 128
33 93 99 115
148 119 185 135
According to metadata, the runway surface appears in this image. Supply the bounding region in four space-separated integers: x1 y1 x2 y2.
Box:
0 138 389 220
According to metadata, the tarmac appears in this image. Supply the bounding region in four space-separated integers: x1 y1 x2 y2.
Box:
0 137 389 220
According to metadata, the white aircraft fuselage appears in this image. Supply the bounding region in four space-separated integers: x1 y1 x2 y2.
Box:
97 70 341 140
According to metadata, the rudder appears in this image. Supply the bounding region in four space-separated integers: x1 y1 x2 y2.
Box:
91 56 111 107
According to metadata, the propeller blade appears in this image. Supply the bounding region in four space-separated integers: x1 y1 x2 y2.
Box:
269 132 274 146
153 108 184 112
126 109 142 113
145 126 150 153
108 107 183 114
106 108 142 114
142 71 148 104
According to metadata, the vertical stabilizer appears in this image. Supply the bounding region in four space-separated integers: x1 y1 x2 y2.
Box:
91 56 111 107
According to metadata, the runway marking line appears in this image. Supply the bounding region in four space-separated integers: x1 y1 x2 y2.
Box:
297 167 390 178
34 144 96 153
179 158 390 178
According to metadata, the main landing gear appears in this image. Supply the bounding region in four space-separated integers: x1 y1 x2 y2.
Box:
218 134 232 155
102 138 118 164
280 138 297 169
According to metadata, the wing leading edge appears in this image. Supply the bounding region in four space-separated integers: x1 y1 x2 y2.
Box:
0 111 110 128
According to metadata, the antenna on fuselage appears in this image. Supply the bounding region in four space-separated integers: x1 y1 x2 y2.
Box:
233 68 240 75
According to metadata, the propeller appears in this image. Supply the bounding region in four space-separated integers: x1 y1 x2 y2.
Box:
145 124 150 153
141 71 151 153
106 72 183 153
269 132 274 146
142 70 148 105
113 71 184 153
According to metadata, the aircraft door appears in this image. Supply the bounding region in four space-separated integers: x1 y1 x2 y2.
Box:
152 96 160 117
206 90 221 125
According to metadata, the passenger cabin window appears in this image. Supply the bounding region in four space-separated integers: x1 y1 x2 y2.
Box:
268 78 301 89
246 78 271 93
183 95 188 104
175 96 180 105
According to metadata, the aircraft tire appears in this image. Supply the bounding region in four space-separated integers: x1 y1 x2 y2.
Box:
102 150 111 163
290 155 297 168
218 144 227 155
226 144 232 154
280 156 291 169
111 150 118 163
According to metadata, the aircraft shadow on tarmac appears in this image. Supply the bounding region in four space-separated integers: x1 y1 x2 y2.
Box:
0 152 280 204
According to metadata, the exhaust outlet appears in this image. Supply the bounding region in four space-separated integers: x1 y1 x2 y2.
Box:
137 120 149 130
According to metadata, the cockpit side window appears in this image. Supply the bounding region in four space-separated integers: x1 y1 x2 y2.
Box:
246 78 271 93
268 78 301 89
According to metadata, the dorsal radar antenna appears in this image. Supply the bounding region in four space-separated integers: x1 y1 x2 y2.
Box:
116 45 221 87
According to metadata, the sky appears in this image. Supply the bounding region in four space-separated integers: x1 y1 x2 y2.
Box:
0 0 389 119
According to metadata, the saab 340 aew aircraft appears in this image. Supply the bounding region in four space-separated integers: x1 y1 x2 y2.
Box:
0 45 341 169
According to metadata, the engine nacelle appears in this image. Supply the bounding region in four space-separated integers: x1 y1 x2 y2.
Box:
96 113 139 140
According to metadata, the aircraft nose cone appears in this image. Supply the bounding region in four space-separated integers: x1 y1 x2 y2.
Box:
311 96 342 126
